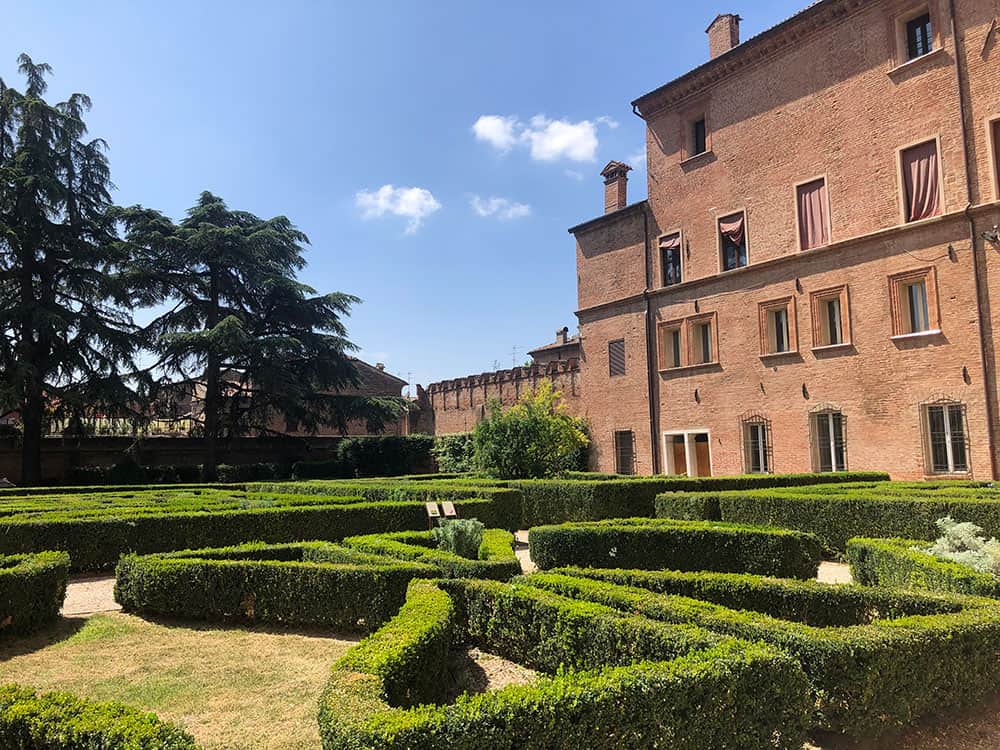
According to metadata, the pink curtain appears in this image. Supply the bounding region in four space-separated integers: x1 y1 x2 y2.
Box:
797 179 829 250
719 214 745 245
660 234 681 251
903 141 941 222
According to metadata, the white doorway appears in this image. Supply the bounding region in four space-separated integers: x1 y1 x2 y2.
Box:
663 430 713 477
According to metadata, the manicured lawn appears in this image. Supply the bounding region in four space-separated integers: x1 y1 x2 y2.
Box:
0 613 355 750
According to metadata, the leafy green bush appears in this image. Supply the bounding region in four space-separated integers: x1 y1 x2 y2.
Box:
319 579 811 750
292 435 435 479
431 433 475 473
432 518 484 558
343 529 520 580
528 568 1000 736
847 536 1000 597
0 488 500 571
114 542 438 632
0 551 70 636
0 684 198 749
472 381 589 479
924 516 1000 574
656 480 1000 550
527 518 822 579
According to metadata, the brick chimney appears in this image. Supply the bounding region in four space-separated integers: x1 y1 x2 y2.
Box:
707 13 741 59
557 326 569 345
601 160 632 214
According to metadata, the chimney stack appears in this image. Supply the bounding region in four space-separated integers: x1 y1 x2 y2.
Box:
557 326 569 345
707 13 741 59
601 161 632 214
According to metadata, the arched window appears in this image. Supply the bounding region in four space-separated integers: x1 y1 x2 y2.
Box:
741 412 772 474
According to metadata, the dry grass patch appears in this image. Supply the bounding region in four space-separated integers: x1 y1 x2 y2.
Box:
0 612 355 750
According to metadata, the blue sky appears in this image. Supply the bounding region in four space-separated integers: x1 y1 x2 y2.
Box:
4 0 806 392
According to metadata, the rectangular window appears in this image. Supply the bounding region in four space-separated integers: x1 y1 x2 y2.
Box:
906 13 933 60
693 320 713 364
660 234 682 287
811 411 847 472
608 339 626 377
659 322 684 370
692 118 707 155
719 212 748 271
925 403 968 474
901 140 941 222
759 298 796 356
796 178 830 250
811 286 851 348
614 430 636 475
993 120 1000 199
743 420 771 474
890 269 938 337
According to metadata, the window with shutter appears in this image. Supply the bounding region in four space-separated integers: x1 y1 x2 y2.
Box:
608 339 626 377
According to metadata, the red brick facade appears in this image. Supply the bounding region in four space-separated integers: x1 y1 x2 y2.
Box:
573 0 1000 479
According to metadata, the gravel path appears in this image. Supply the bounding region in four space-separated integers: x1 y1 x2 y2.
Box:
61 575 120 616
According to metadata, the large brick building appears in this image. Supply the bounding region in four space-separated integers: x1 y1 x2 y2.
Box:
572 0 1000 479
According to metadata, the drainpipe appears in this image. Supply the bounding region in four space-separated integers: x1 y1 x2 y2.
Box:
642 208 662 475
950 0 1000 479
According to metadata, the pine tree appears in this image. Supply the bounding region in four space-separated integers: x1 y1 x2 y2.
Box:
117 192 405 479
0 54 136 484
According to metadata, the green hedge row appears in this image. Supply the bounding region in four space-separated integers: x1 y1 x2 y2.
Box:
0 551 70 636
510 471 889 527
0 684 197 749
2 496 498 572
342 529 521 580
319 579 811 750
293 435 436 479
847 536 1000 597
532 568 1000 736
527 518 822 579
655 481 1000 550
114 542 438 632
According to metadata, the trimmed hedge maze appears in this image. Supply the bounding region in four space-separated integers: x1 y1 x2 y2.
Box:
115 532 520 632
0 551 70 637
319 579 812 750
532 568 1000 737
0 486 512 571
528 518 822 579
656 480 1000 550
0 684 198 749
847 536 1000 597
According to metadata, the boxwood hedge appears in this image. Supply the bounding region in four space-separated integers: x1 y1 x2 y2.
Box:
527 518 822 579
532 568 1000 736
1 492 499 571
0 551 70 636
847 536 1000 597
656 481 1000 551
319 578 811 750
114 542 439 632
342 529 521 580
0 684 197 749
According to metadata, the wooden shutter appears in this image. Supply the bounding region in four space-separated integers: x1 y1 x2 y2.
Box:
608 339 626 376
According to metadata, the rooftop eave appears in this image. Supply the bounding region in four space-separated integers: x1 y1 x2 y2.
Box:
568 200 648 236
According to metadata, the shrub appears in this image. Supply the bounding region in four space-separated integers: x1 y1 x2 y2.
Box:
924 516 1000 574
431 433 475 474
513 471 889 528
342 529 520 581
293 435 435 480
318 579 811 750
528 568 1000 736
0 551 70 636
527 518 822 579
114 542 438 632
472 381 589 479
432 518 484 558
655 480 1000 551
0 684 198 749
847 536 1000 597
0 489 501 571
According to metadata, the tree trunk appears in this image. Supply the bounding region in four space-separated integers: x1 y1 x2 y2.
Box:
201 264 221 481
19 381 43 486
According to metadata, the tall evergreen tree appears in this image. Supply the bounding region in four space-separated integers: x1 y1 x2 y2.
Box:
118 192 405 479
0 55 136 484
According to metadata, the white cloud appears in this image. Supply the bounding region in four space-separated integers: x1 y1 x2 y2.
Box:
472 113 618 163
472 115 519 151
355 184 441 234
627 146 647 172
470 195 532 220
564 169 585 181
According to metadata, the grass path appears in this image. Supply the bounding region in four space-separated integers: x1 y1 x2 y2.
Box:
0 613 355 750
